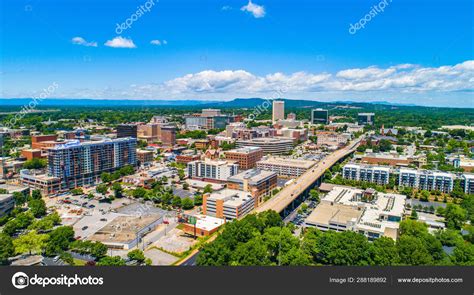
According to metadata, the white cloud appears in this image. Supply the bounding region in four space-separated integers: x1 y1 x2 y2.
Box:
222 5 232 11
104 36 136 48
71 36 97 47
7 61 472 107
158 61 474 94
150 39 167 46
241 1 265 18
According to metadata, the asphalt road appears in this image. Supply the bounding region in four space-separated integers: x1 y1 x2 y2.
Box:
255 138 361 213
179 252 199 266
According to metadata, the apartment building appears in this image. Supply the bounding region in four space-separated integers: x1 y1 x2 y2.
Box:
202 189 255 220
398 169 454 193
224 146 263 170
256 157 315 178
187 158 239 182
47 138 137 189
343 163 390 185
461 174 474 194
227 169 277 206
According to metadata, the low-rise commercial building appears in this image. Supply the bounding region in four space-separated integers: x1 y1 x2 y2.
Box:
256 157 315 178
224 146 263 170
20 170 62 195
343 163 390 185
203 189 255 220
361 152 426 168
316 131 350 147
137 150 154 165
305 186 406 240
227 169 277 206
0 194 14 217
180 214 225 237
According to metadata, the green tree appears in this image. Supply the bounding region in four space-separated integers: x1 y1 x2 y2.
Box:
172 196 182 208
411 209 418 220
23 158 47 169
31 189 42 200
397 235 433 265
97 256 126 266
444 204 467 229
112 183 123 198
309 189 320 202
369 237 400 265
450 242 474 266
181 198 194 210
127 249 146 263
71 188 84 195
45 226 75 256
100 172 112 183
0 234 14 265
96 184 108 196
28 199 47 218
203 184 213 194
13 230 49 255
194 195 203 206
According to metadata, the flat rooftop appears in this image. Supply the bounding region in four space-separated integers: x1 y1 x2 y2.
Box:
207 189 253 207
257 157 315 169
226 146 262 154
306 202 362 226
228 169 277 185
89 215 161 244
193 215 225 231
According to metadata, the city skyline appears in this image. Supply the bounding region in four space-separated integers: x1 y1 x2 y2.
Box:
1 0 473 107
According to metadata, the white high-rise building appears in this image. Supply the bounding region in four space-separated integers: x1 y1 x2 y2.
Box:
272 101 285 122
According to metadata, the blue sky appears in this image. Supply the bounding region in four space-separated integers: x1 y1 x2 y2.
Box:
1 0 473 107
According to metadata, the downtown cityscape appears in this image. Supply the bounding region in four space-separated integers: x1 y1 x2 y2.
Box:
0 0 473 294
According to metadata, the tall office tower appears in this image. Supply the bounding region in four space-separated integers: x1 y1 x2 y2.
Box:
358 113 376 126
272 100 285 122
311 108 329 124
47 138 137 189
117 124 138 138
160 126 176 146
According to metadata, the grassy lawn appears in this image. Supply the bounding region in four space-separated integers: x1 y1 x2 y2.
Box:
73 258 87 266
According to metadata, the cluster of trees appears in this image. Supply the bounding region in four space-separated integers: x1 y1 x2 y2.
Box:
100 165 135 183
23 158 47 169
357 139 393 153
197 211 473 266
176 130 207 139
126 178 201 210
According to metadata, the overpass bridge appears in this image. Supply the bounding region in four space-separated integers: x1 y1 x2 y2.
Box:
255 139 361 217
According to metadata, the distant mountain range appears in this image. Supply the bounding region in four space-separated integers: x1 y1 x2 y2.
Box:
0 97 439 109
